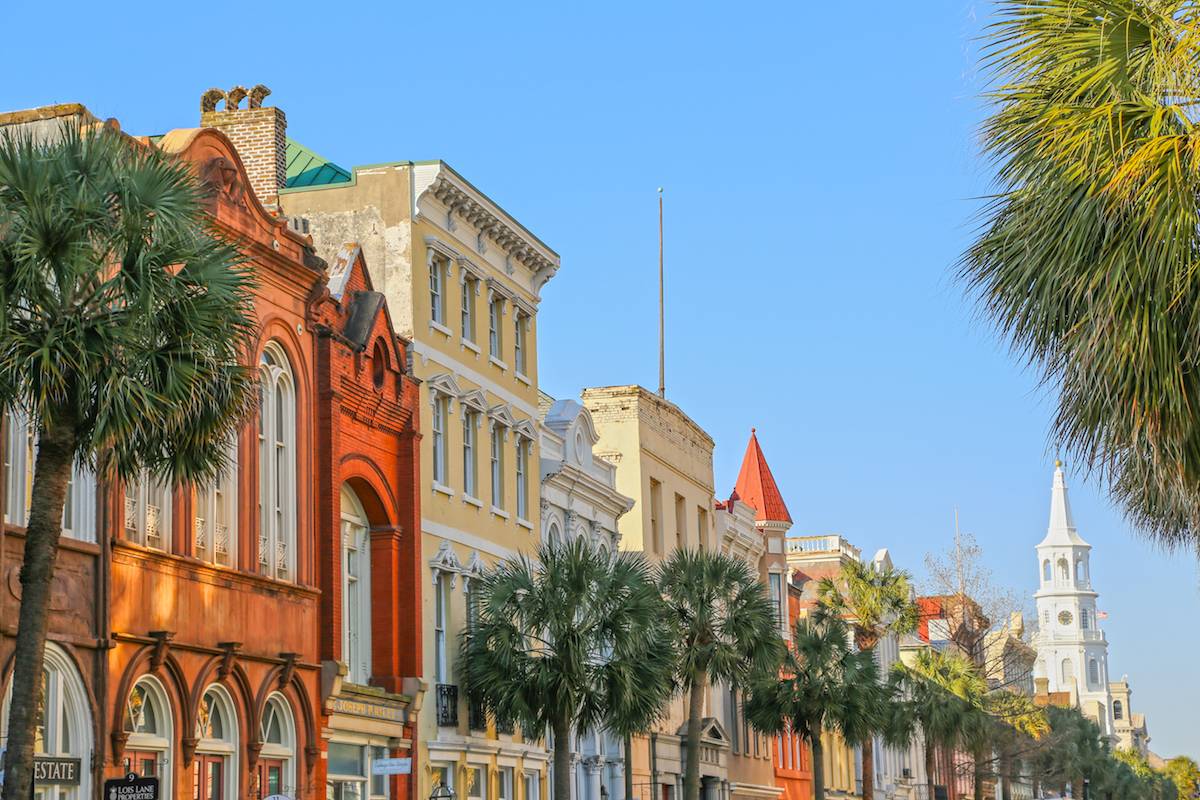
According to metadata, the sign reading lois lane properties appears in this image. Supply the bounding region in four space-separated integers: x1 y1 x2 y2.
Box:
103 772 159 800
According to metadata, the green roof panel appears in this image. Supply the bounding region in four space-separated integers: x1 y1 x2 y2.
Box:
285 138 352 188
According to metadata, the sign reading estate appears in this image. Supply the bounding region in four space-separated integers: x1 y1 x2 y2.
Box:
34 757 81 786
103 772 159 799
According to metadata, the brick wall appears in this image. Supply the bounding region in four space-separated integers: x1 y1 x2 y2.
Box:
201 106 287 208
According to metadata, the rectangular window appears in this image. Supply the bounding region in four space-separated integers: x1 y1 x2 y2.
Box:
462 277 477 342
434 574 449 683
523 773 539 800
430 254 447 325
328 742 367 800
769 573 784 628
515 438 528 520
649 479 663 554
462 411 477 497
467 767 487 800
513 312 527 374
499 767 514 800
194 435 238 567
370 746 390 799
432 765 454 797
696 507 708 551
726 686 740 753
491 426 504 510
4 410 96 542
432 395 447 485
489 297 503 358
124 473 173 551
674 494 686 551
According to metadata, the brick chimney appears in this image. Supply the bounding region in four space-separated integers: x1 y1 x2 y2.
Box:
200 84 286 210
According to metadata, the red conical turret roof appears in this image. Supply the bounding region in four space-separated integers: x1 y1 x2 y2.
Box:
732 428 792 524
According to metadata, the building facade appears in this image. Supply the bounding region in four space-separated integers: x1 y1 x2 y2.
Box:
581 386 729 800
539 394 634 800
1031 463 1113 738
280 129 559 800
1108 678 1150 756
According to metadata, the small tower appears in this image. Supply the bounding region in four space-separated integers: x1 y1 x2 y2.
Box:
732 428 792 638
1032 461 1114 735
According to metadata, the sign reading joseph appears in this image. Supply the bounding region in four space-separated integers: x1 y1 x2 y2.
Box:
103 772 159 800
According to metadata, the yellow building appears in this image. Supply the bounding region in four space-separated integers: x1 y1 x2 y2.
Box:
283 152 559 800
582 386 727 800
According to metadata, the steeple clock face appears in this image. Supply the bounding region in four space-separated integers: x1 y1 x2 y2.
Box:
1058 610 1074 626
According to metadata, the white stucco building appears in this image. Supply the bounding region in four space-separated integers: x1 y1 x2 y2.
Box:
539 394 634 800
1031 462 1113 736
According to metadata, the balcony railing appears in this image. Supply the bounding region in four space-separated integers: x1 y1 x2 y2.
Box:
436 684 459 727
468 697 487 731
786 535 860 560
496 718 515 735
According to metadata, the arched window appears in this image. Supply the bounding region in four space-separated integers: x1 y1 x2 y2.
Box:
195 434 238 567
1 643 94 799
371 340 387 389
1075 559 1086 583
1061 658 1074 684
1042 560 1051 582
1113 700 1124 720
124 676 173 784
1088 659 1100 687
259 342 296 582
258 694 296 799
4 409 96 542
1057 558 1070 582
546 521 562 548
341 485 372 685
195 685 238 800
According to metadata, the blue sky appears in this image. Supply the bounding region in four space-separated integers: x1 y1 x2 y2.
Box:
7 0 1198 758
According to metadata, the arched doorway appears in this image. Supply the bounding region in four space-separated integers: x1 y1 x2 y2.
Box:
123 675 173 786
257 694 296 799
0 643 94 800
194 684 239 800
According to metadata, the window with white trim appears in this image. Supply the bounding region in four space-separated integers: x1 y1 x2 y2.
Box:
434 573 450 683
258 343 296 581
195 685 238 800
1088 658 1100 687
769 573 784 628
432 394 448 486
462 275 477 342
463 409 478 497
258 695 296 800
489 296 503 358
194 434 237 567
467 766 487 800
123 677 172 784
499 766 514 800
125 472 172 552
513 311 528 374
515 437 529 520
430 253 448 325
523 772 540 800
5 409 96 542
490 424 505 510
342 486 372 685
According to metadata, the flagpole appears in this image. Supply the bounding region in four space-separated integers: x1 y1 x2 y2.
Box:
658 187 665 398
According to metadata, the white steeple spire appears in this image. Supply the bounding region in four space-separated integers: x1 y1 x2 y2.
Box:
1038 460 1090 548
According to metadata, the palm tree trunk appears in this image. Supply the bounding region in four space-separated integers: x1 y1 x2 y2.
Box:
811 735 826 800
683 673 707 800
861 735 874 800
553 712 573 800
973 743 985 800
0 411 75 800
925 741 937 800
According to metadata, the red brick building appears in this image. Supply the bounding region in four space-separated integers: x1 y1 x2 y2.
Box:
0 96 424 800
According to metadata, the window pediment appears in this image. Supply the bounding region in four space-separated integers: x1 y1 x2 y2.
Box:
429 540 463 587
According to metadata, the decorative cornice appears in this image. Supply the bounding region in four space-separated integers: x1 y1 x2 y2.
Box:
422 170 559 288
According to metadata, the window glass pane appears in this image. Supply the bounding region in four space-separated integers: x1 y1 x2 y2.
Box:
329 743 365 776
371 746 388 797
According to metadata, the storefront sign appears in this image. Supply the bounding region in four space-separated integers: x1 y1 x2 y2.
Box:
103 772 159 799
34 757 81 786
372 758 412 776
329 695 406 724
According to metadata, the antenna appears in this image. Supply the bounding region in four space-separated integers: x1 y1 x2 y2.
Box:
658 187 665 398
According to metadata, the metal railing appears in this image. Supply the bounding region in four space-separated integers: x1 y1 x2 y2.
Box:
436 683 459 727
786 535 861 560
468 697 487 731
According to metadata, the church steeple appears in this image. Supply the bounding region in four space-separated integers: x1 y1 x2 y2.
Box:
1038 460 1089 548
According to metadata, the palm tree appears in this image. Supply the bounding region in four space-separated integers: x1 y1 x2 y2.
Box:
743 608 883 800
817 558 918 800
982 691 1049 800
890 649 987 800
461 537 674 800
659 548 784 800
0 124 255 799
960 0 1200 548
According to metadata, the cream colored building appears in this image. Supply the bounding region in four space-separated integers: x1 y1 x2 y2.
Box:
1109 677 1151 756
283 151 558 800
581 386 729 800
